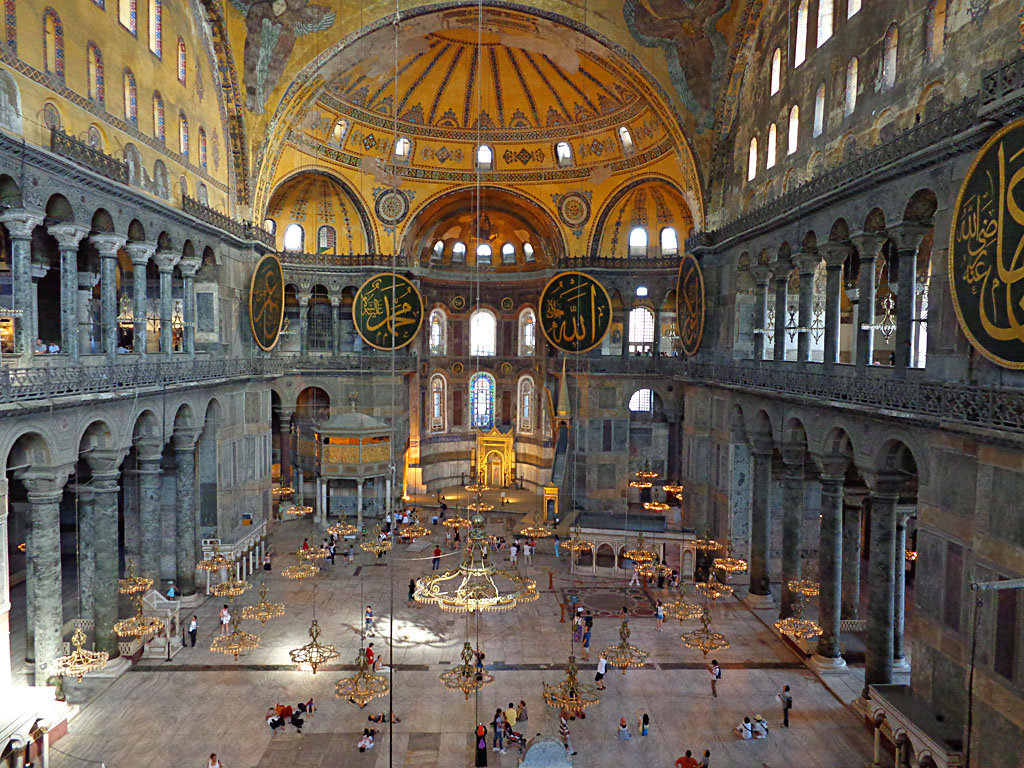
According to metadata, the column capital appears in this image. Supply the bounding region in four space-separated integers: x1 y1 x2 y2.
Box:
770 256 793 281
0 210 43 239
749 265 773 287
85 448 125 478
819 241 853 268
153 248 179 272
813 453 850 483
780 441 806 470
172 427 202 451
863 470 907 499
793 250 820 276
134 437 164 464
749 432 775 456
48 223 89 250
885 222 931 253
177 255 201 277
849 232 887 260
90 233 127 257
17 467 73 503
125 241 157 266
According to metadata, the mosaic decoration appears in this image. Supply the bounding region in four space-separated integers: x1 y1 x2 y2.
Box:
151 0 162 56
451 295 466 311
124 69 138 124
500 297 514 311
950 117 1024 368
5 0 16 53
374 189 410 226
677 253 705 357
500 362 513 375
153 92 165 141
503 148 545 166
87 42 104 103
539 272 612 354
421 145 464 164
353 274 424 350
555 191 592 235
248 254 284 351
452 361 464 374
42 102 61 131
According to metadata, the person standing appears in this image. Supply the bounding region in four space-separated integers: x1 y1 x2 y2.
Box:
708 659 721 697
208 754 222 768
617 717 631 740
581 626 591 660
474 724 488 767
554 535 560 558
516 700 528 723
328 541 336 565
697 749 711 768
595 654 607 689
558 710 575 756
346 544 354 563
365 605 375 637
365 643 375 669
219 604 231 635
628 562 640 587
188 615 198 647
524 541 533 566
778 684 793 727
491 708 505 753
408 579 416 606
167 582 177 599
674 750 698 768
263 553 272 571
655 600 665 630
509 543 518 566
638 712 650 736
432 545 442 570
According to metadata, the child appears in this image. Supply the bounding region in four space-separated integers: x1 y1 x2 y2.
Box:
618 717 632 740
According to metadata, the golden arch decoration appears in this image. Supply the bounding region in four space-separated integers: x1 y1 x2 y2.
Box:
475 427 516 488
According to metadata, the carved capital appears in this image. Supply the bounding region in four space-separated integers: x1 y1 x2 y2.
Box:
0 211 43 239
125 241 157 267
48 223 89 251
849 232 887 261
793 250 821 276
153 248 179 272
862 470 907 500
819 242 853 269
813 453 850 484
780 441 806 469
172 427 201 451
750 265 772 287
770 255 793 281
18 466 73 504
85 449 126 480
90 233 127 258
177 256 201 277
886 222 932 253
134 435 164 463
749 432 775 456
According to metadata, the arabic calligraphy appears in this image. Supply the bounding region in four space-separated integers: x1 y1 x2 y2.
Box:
677 253 705 357
248 254 285 351
950 118 1024 368
538 272 611 353
353 273 424 350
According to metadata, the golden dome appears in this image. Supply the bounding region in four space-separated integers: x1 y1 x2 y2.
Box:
265 172 373 255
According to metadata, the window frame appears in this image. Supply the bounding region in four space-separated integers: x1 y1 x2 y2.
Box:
148 0 162 57
813 83 826 137
517 375 535 434
428 308 447 355
469 372 496 430
429 374 447 432
469 308 497 357
788 105 799 155
845 57 858 116
817 0 833 47
518 308 536 356
766 123 777 169
628 388 654 413
283 223 305 253
477 144 493 170
628 305 655 354
748 137 758 181
794 0 808 67
628 227 648 257
770 48 781 95
660 227 678 256
555 141 573 168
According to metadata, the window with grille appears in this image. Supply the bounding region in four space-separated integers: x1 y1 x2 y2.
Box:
628 389 653 413
628 306 654 354
430 375 446 432
307 300 333 350
470 373 495 429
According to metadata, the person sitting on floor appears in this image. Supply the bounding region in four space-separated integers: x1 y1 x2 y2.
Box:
289 709 304 733
752 714 769 739
357 728 376 752
734 716 753 740
266 708 285 733
368 711 400 723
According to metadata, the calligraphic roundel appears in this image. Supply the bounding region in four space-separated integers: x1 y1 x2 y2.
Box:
950 117 1024 368
248 254 285 351
538 271 612 353
676 252 705 357
353 273 424 350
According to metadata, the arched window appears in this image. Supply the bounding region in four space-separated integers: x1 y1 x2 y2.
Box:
87 43 104 103
628 388 654 413
178 111 189 156
333 119 347 143
813 84 825 137
770 48 781 95
926 0 946 60
619 126 633 153
555 141 572 167
848 0 861 17
177 38 186 85
517 376 535 434
501 243 516 264
429 374 447 432
148 0 162 56
845 58 858 116
628 227 648 257
628 306 654 354
794 0 808 67
431 240 444 261
748 137 758 181
469 373 495 430
660 227 678 256
523 243 535 262
817 0 833 47
307 291 333 350
43 10 64 80
452 241 467 262
470 309 496 356
428 308 447 355
788 105 799 154
518 309 536 356
119 0 136 34
477 145 493 169
882 25 898 89
283 223 304 252
766 123 777 169
317 225 336 254
476 244 492 265
123 69 137 124
152 92 165 141
394 137 411 158
198 127 207 168
263 218 276 234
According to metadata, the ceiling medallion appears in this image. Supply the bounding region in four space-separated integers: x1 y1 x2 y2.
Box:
451 295 466 311
374 188 411 226
555 191 592 234
501 297 514 311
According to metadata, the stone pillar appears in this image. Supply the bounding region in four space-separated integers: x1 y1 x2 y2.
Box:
748 435 774 601
126 242 155 358
173 428 200 595
813 457 847 669
771 258 790 362
178 256 200 358
87 458 122 657
154 249 178 358
794 251 819 363
751 266 772 361
49 224 88 360
91 234 127 361
19 471 69 683
850 233 886 369
298 296 309 356
331 298 342 353
0 213 42 358
841 498 863 619
666 413 681 483
887 224 929 374
0 479 10 688
356 479 364 531
276 408 294 485
779 445 805 619
819 243 851 367
136 440 163 582
893 506 914 672
863 474 902 696
76 486 96 624
77 272 99 353
652 306 661 357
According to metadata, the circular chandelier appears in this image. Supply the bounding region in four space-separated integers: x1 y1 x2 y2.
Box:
114 596 165 638
622 532 655 564
196 545 230 572
272 485 295 496
788 579 820 597
628 479 652 489
52 627 108 682
336 647 390 707
662 484 683 494
399 523 431 541
442 516 472 529
210 615 260 659
518 524 551 538
562 525 593 554
439 642 494 699
642 501 670 512
664 589 703 622
774 601 822 640
464 482 488 492
284 504 313 517
542 655 600 716
602 618 648 673
211 577 252 599
682 609 730 656
694 579 734 600
693 531 722 552
290 618 339 673
466 502 494 512
360 526 393 557
637 560 673 581
300 546 329 561
713 543 748 574
415 515 538 612
634 464 659 480
118 558 152 595
328 522 357 537
283 555 319 580
241 582 285 626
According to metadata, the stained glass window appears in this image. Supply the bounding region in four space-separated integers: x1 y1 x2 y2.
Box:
87 43 104 103
470 373 495 430
428 308 446 355
148 0 161 56
518 376 534 434
518 309 535 356
198 127 207 168
43 9 64 80
123 69 137 124
430 375 446 432
153 91 164 141
177 37 186 84
178 110 188 156
119 0 136 34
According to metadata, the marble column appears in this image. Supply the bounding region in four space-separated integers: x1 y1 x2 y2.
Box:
771 258 790 362
850 233 886 369
819 243 851 367
276 408 294 484
794 251 819 363
331 299 342 353
126 242 155 358
179 256 200 358
154 249 177 358
893 506 914 672
751 266 772 361
91 234 127 361
748 436 774 600
0 213 42 358
88 461 122 656
780 447 805 619
19 471 69 684
666 414 681 483
298 296 309 356
76 486 96 624
356 479 364 531
841 499 863 619
864 474 902 696
21 504 34 661
652 306 661 357
48 224 88 361
0 479 11 688
136 441 163 582
77 273 99 353
814 458 846 668
887 224 929 374
173 429 200 595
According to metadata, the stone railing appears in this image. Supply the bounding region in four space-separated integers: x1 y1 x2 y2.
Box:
50 128 129 185
559 254 680 269
279 252 410 268
181 194 275 248
981 48 1024 105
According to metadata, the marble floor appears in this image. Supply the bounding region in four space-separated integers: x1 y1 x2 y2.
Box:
44 518 878 768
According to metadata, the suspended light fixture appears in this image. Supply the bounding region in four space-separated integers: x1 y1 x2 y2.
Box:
542 655 600 716
439 641 495 699
335 647 390 707
692 531 722 552
664 586 703 623
713 542 748 574
328 522 357 537
290 618 339 674
240 582 285 626
682 609 730 656
634 463 659 480
774 601 822 640
118 558 153 595
114 595 165 638
284 504 313 517
196 544 230 572
628 479 652 489
442 516 472 530
300 546 330 562
360 526 392 557
283 554 319 581
518 524 551 538
466 501 494 512
464 482 489 492
602 618 649 674
52 627 109 682
272 485 295 497
662 484 683 494
788 579 820 598
622 532 656 564
211 576 252 599
399 522 431 541
643 501 670 512
562 524 593 554
210 614 260 659
116 294 135 329
694 578 734 601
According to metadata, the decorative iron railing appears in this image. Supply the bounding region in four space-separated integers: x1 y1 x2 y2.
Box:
50 128 130 185
279 252 410 268
559 254 680 269
181 195 276 248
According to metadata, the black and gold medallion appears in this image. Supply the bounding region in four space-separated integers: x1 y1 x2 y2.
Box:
676 253 705 357
538 271 611 353
248 254 285 351
353 273 424 350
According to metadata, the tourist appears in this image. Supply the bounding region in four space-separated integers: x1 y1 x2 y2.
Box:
188 615 198 647
655 600 665 630
516 700 528 722
697 749 711 768
432 544 442 570
47 341 60 353
617 716 631 740
167 582 177 599
674 750 699 768
733 716 753 739
347 544 354 563
219 604 230 635
263 553 272 571
637 712 650 736
367 711 400 723
509 543 518 566
558 710 575 756
34 339 46 354
473 647 486 679
492 708 506 752
328 541 336 565
453 529 461 548
753 714 769 739
357 728 375 752
365 605 375 636
302 538 309 550
572 613 582 643
595 653 607 689
621 606 630 624
474 724 488 767
208 754 222 768
778 685 793 727
445 527 453 548
523 541 533 565
289 708 304 733
266 708 285 734
365 643 375 668
584 610 593 631
581 626 591 660
408 579 416 605
628 562 641 586
708 659 721 697
298 699 315 717
554 535 560 557
504 702 518 728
